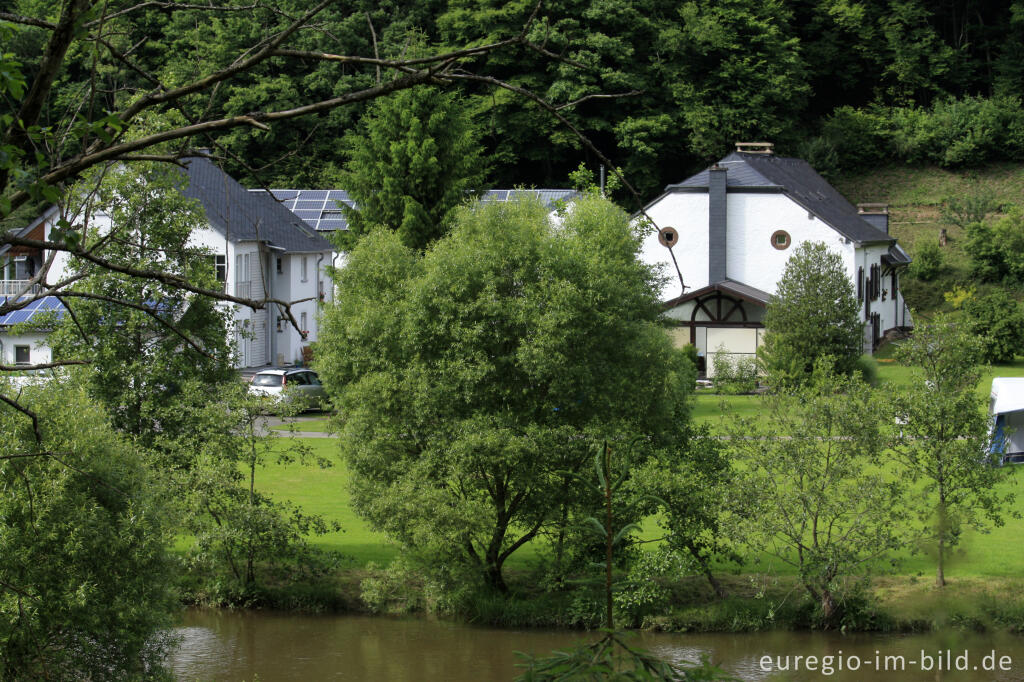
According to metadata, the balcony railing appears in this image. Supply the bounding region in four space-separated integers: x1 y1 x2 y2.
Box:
234 281 252 299
0 280 42 297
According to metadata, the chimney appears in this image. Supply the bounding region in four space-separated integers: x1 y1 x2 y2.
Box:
735 141 774 155
709 163 727 284
857 203 889 234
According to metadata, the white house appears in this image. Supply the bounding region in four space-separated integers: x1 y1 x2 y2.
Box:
639 142 912 375
0 156 335 369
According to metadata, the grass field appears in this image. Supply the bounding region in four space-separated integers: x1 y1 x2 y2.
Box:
254 357 1024 587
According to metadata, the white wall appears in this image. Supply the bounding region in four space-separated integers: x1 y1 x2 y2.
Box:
640 192 709 301
640 191 861 300
642 189 914 337
0 331 52 365
726 193 854 295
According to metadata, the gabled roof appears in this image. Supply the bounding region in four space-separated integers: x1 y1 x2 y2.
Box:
181 157 333 253
661 152 894 245
255 188 579 232
663 279 772 310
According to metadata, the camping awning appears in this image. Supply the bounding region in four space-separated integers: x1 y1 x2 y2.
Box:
990 377 1024 415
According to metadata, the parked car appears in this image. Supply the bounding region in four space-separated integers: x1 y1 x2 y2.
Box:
248 368 329 412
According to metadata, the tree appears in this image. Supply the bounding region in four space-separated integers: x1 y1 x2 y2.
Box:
172 382 338 596
0 377 177 680
631 426 735 599
317 195 695 592
759 241 863 387
891 317 1015 587
724 362 903 626
515 441 732 682
965 209 1024 284
48 163 236 444
962 290 1024 364
334 86 487 251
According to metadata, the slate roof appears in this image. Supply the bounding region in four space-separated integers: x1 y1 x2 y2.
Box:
255 188 580 232
663 152 894 245
181 157 333 253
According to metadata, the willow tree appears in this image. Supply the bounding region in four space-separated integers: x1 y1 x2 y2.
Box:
317 195 695 592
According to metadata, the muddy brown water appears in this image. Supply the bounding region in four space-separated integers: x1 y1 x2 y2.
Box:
170 609 1024 681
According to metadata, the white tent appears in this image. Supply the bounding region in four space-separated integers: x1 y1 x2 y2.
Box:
990 378 1024 462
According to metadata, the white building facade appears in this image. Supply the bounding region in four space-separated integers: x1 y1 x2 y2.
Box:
640 144 912 375
0 157 335 369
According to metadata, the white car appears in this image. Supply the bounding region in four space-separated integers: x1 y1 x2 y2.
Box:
248 368 329 411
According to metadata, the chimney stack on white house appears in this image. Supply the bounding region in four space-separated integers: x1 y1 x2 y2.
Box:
708 163 728 283
857 203 889 234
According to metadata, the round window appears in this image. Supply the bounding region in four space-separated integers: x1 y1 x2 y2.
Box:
658 227 679 248
770 230 791 250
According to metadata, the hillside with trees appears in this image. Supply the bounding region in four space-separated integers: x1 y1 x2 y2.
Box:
5 0 1024 201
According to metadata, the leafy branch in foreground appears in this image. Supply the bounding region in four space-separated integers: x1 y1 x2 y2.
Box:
514 440 734 682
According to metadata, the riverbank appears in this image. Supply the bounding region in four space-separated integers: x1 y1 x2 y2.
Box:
186 359 1024 636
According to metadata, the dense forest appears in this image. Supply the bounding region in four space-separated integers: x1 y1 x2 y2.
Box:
5 0 1024 200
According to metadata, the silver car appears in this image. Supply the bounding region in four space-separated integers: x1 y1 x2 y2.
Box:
248 368 329 411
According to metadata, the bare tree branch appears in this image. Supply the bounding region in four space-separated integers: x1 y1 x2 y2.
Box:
53 292 218 359
555 90 643 110
0 360 88 372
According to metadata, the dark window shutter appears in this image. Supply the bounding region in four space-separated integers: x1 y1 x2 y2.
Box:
858 267 864 301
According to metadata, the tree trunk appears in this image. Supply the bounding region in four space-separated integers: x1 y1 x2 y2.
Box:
821 589 837 627
936 536 946 588
483 559 508 593
936 495 947 588
685 541 727 598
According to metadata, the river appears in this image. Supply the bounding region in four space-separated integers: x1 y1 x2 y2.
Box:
169 609 1024 681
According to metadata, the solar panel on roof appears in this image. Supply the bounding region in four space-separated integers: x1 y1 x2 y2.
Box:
300 190 328 200
319 220 347 230
293 210 321 219
327 190 350 200
6 310 31 324
295 200 325 209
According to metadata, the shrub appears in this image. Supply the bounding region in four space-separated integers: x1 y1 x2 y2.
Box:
854 354 879 385
965 209 1024 284
941 187 999 228
814 96 1024 171
711 347 758 394
909 240 944 281
962 290 1024 364
817 106 888 172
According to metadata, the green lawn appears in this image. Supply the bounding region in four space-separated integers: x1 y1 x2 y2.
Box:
254 438 545 568
271 417 333 433
254 358 1024 581
256 438 395 565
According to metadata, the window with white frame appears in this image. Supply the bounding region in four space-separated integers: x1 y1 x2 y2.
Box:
301 256 308 282
14 345 29 365
300 311 307 333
